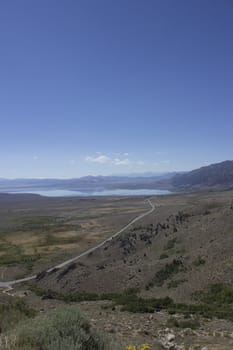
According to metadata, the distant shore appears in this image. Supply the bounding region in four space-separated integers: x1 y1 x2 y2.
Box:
1 188 171 197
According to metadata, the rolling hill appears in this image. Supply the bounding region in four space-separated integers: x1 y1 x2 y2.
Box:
171 160 233 190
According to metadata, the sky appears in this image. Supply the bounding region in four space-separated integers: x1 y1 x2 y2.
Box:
0 0 233 178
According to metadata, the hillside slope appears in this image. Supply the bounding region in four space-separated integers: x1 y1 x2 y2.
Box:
171 160 233 190
36 190 233 303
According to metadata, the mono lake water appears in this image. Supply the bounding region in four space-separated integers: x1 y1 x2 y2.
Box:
7 189 171 197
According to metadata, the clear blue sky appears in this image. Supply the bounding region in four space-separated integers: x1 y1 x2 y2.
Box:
0 0 232 178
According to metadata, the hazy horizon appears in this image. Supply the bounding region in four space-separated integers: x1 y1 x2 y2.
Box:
0 159 232 180
0 170 178 180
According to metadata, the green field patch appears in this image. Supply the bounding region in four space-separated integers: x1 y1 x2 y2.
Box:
39 233 81 247
0 242 41 268
13 215 57 224
11 216 76 231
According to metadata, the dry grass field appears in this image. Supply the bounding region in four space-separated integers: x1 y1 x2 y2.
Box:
0 194 148 280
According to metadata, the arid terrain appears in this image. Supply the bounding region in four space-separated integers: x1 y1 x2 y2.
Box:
0 193 148 281
1 190 233 349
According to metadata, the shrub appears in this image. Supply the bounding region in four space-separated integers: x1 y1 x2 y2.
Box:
193 256 206 267
167 279 187 289
159 253 169 260
117 295 173 313
29 283 233 322
166 316 179 328
166 316 200 329
163 238 177 251
125 345 151 350
146 259 184 288
0 305 121 350
178 318 200 329
193 283 233 306
0 300 36 333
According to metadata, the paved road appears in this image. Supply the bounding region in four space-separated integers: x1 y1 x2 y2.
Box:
0 199 155 289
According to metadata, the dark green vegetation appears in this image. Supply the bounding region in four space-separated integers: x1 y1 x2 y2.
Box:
193 256 206 267
167 279 187 289
193 283 233 306
163 237 177 251
166 316 200 330
159 253 169 260
0 241 41 268
0 215 79 268
0 305 121 350
13 215 59 225
146 259 185 288
29 285 175 313
29 283 233 322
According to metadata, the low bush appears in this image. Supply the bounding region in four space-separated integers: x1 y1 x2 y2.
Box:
163 238 177 251
193 256 206 267
0 305 122 350
166 316 179 328
0 300 36 333
193 283 233 306
159 253 169 260
166 316 200 329
178 318 200 329
146 259 184 288
29 283 233 321
167 279 187 289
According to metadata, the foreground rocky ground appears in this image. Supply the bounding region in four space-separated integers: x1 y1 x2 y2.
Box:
78 301 233 350
2 288 233 350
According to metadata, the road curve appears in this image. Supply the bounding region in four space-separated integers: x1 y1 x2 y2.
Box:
0 199 155 289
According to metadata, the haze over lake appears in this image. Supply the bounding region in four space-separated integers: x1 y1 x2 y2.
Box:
7 189 171 197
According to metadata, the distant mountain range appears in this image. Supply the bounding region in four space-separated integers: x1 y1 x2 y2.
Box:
0 172 177 192
170 160 233 190
0 161 233 192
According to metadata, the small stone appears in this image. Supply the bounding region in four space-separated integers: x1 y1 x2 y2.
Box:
167 333 175 342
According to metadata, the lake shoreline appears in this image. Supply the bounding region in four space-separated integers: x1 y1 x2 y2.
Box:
1 188 171 197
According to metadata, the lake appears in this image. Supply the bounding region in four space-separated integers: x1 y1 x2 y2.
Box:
7 188 171 197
